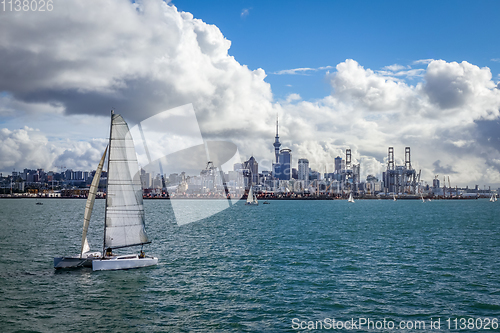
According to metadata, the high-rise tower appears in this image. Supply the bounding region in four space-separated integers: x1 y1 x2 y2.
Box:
278 148 292 180
273 115 281 163
298 158 309 184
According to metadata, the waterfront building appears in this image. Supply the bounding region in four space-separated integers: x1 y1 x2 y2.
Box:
168 173 181 185
276 148 292 180
74 170 82 180
298 158 309 184
330 180 341 195
293 180 306 193
273 163 280 180
152 174 163 189
140 169 152 188
352 163 360 191
278 179 292 193
334 156 342 173
309 169 320 181
244 156 259 184
365 175 382 195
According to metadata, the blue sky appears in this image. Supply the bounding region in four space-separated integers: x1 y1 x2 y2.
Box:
172 0 500 100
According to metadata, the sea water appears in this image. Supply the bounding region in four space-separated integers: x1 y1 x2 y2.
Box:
0 198 499 332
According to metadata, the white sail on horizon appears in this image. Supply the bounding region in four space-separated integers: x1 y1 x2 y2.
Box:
247 186 254 204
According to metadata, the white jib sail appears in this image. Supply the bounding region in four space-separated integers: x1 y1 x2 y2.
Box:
104 114 149 249
247 187 253 204
81 146 108 257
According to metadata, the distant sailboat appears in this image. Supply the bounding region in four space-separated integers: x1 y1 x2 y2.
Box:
348 192 355 203
54 111 158 271
421 194 425 203
246 186 258 205
490 194 497 202
393 193 397 201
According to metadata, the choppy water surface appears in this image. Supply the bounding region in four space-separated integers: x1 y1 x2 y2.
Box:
0 198 499 332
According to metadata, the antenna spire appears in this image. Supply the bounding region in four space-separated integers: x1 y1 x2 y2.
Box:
276 114 279 137
273 113 282 164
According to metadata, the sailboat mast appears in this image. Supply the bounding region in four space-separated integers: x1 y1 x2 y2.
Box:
103 110 114 257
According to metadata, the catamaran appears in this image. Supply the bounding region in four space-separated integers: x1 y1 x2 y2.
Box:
245 186 258 205
54 111 157 271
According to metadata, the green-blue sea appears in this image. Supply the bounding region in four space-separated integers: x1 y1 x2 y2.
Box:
1 198 499 332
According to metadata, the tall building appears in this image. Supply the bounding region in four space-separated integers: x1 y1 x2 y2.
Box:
334 156 342 173
352 163 360 189
273 115 281 164
169 173 180 185
244 156 259 184
277 148 292 180
140 168 152 188
298 158 309 184
74 171 83 180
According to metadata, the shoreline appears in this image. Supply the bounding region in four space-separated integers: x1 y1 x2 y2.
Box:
0 195 481 200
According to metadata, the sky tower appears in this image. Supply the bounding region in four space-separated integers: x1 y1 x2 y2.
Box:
273 115 281 163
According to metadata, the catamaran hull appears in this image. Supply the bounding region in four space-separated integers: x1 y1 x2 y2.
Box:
54 257 94 269
92 256 158 271
54 252 102 269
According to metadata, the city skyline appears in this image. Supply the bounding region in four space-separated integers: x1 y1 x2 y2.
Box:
0 1 499 188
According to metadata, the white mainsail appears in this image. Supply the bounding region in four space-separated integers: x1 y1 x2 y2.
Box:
104 114 149 250
247 187 254 204
80 146 108 257
348 192 354 203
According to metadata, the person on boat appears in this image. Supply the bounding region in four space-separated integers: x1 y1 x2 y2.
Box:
105 248 113 257
139 250 145 258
